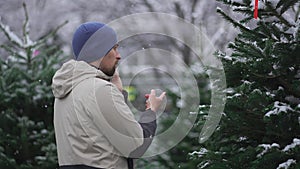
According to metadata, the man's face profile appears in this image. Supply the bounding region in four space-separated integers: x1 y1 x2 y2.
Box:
99 44 121 76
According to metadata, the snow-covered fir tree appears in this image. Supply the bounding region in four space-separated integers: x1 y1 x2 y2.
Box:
0 3 67 169
190 0 300 169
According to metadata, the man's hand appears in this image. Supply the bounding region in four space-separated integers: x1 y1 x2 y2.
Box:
147 89 166 112
111 70 123 92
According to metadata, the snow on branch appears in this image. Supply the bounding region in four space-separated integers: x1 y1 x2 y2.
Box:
189 148 208 157
227 93 242 99
0 17 24 48
282 138 300 152
257 143 280 157
265 101 294 117
276 159 296 169
0 4 36 49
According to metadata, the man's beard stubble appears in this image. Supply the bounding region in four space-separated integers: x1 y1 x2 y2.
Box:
101 65 116 76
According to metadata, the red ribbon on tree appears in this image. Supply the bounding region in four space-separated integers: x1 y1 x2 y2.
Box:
254 0 258 19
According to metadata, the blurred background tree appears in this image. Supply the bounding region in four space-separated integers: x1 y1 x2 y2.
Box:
190 0 300 169
4 0 298 169
0 3 67 169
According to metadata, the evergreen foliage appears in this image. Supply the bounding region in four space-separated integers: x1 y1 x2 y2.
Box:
1 1 299 169
190 0 300 168
0 3 67 169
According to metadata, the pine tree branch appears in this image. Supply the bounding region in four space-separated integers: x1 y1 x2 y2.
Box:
217 8 264 38
191 0 199 24
174 2 185 19
142 0 155 12
265 2 293 27
22 2 29 45
239 39 266 58
277 77 300 98
252 73 280 79
216 0 247 8
259 22 279 41
0 19 23 48
276 0 286 9
230 38 265 61
0 45 26 61
295 3 300 22
252 73 300 97
279 0 299 16
35 20 68 47
232 8 252 15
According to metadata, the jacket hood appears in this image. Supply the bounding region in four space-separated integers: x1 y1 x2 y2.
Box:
52 59 112 98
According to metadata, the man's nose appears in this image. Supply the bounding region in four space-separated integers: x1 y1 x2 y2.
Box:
116 51 121 60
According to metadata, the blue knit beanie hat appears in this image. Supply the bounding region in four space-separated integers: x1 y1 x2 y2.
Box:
72 22 117 63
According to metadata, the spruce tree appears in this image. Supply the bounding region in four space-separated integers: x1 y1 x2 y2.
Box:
0 3 67 169
191 0 300 168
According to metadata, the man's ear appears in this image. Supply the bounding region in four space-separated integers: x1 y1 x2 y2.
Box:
89 57 103 69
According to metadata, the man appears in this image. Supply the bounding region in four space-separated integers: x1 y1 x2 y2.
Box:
52 22 165 169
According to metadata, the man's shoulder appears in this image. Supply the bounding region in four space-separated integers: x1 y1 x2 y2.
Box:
94 78 112 87
74 78 112 92
94 78 122 97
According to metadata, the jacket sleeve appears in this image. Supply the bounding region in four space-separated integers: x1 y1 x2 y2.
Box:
94 83 144 157
129 110 157 158
121 90 157 158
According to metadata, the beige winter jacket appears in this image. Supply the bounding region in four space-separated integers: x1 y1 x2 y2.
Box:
52 60 154 169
